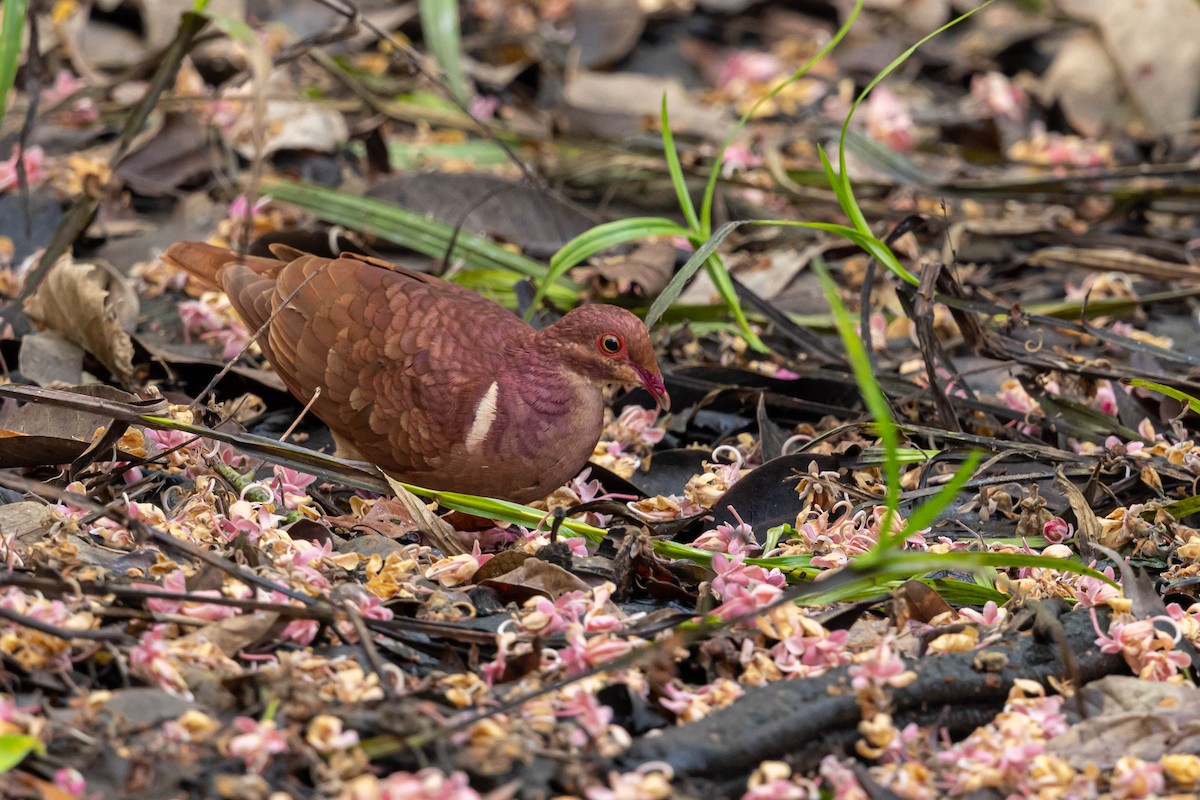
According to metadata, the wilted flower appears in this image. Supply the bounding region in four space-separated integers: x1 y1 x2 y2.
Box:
1042 517 1074 545
1094 610 1190 681
425 542 491 587
54 768 86 797
128 625 189 696
849 638 915 692
306 714 359 752
1109 756 1164 799
958 601 1007 627
1073 567 1119 608
586 762 674 800
692 507 758 554
226 716 289 774
742 761 818 800
178 293 252 360
468 95 498 121
969 71 1027 122
709 552 785 621
660 678 744 723
135 569 240 622
716 50 786 90
861 87 914 152
555 686 627 750
0 145 46 192
350 767 481 800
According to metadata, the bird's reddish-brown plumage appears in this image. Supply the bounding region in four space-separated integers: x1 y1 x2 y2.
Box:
161 241 667 501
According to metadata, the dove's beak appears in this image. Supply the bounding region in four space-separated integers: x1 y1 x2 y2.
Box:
636 367 671 413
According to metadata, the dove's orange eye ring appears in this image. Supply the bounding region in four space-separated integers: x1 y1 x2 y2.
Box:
597 333 625 356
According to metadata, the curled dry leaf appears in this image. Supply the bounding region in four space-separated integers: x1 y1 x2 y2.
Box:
180 611 282 659
384 475 467 556
225 70 350 159
560 72 732 140
22 256 138 386
1055 468 1103 546
1047 675 1200 769
1040 0 1200 137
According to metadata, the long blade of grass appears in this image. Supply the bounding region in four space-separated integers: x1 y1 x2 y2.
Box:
392 484 606 542
263 179 561 283
698 0 864 235
827 1 995 278
784 546 1116 606
137 413 607 539
864 450 982 562
420 0 469 104
645 220 744 327
660 93 700 232
817 147 916 285
0 0 27 124
526 217 691 319
1127 379 1200 415
1163 494 1200 520
855 549 1117 587
646 216 920 329
813 255 901 522
930 578 1007 606
702 254 766 351
0 733 43 773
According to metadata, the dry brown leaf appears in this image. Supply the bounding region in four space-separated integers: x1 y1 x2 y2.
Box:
480 558 593 601
1096 0 1200 136
181 611 281 658
1038 30 1133 138
1055 468 1103 545
384 475 466 556
225 70 348 158
560 71 732 140
1041 0 1200 137
23 256 137 386
18 330 86 387
1048 675 1200 769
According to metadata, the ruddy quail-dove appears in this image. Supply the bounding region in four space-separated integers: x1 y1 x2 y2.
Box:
163 242 669 501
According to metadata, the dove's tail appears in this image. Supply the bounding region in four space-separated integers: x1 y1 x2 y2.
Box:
161 241 283 289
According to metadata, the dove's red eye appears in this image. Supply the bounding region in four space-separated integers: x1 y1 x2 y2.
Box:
597 333 624 355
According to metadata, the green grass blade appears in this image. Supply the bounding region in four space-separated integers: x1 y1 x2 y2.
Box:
645 221 744 327
789 548 1115 605
1164 494 1200 520
419 0 469 104
813 255 900 520
929 578 1007 606
646 216 912 331
838 1 996 163
819 3 994 285
0 0 26 125
698 0 864 235
817 145 916 285
551 218 691 280
262 179 559 284
866 451 981 560
855 549 1117 588
137 413 605 539
1127 379 1200 415
702 254 765 351
660 93 700 232
833 3 995 234
0 733 43 772
817 144 867 235
393 483 606 542
528 217 691 319
454 268 577 308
